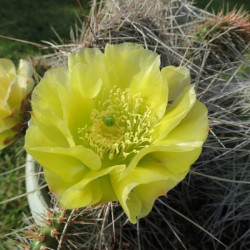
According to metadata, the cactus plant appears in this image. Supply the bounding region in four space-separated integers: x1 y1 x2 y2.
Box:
191 8 250 67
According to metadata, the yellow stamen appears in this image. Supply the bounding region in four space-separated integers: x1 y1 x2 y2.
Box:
78 87 154 162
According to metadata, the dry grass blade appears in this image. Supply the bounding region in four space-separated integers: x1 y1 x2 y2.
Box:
157 199 228 248
0 184 48 205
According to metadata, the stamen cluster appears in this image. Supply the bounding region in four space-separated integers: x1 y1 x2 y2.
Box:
78 87 154 162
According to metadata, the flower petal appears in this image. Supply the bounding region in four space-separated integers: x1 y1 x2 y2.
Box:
0 109 20 133
158 100 209 146
0 59 16 99
123 101 208 176
69 48 110 96
153 84 196 142
0 129 17 150
25 125 101 174
18 59 33 78
104 43 168 120
60 165 125 208
30 67 93 143
161 66 191 101
129 56 168 120
70 63 102 99
110 165 176 224
31 108 75 148
43 168 77 196
31 68 70 121
25 124 102 184
7 75 33 109
68 48 103 72
104 43 151 87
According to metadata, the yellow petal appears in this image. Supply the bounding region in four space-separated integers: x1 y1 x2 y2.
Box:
69 48 110 94
31 67 70 121
153 84 196 142
123 101 208 176
25 146 87 183
65 92 93 143
0 107 22 149
0 99 10 118
0 129 17 150
60 165 125 208
104 43 168 119
25 126 101 181
0 110 20 133
0 59 33 110
104 43 150 88
161 66 191 101
0 59 16 99
28 146 101 171
129 55 168 120
7 75 33 109
17 59 33 78
68 48 103 72
31 108 75 147
158 101 209 146
25 123 100 182
111 165 176 224
139 147 202 177
43 168 75 196
70 63 102 99
31 67 94 142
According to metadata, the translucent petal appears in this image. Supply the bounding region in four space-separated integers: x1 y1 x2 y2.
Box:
153 85 196 142
31 108 75 148
65 91 93 143
7 75 33 109
0 109 20 133
17 59 33 78
161 66 191 101
68 48 103 72
31 68 70 121
43 168 76 196
68 48 111 94
104 43 168 119
110 165 176 223
158 101 209 145
104 43 153 88
70 63 102 99
30 145 101 169
25 146 89 182
0 107 21 149
0 59 16 95
31 67 94 142
140 148 202 177
60 165 125 208
0 99 10 118
0 129 17 150
130 56 168 120
124 101 208 176
25 125 101 181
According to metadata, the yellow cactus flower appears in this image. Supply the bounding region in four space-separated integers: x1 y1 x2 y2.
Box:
0 59 34 149
25 43 209 223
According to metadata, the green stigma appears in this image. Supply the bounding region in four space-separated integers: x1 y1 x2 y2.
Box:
103 115 115 127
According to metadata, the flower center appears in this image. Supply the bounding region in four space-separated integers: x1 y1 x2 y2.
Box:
103 115 115 127
78 87 154 162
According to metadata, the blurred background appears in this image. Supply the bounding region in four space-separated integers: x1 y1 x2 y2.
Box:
0 0 249 62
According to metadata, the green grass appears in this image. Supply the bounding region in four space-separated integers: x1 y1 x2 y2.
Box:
0 140 28 247
0 0 91 63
